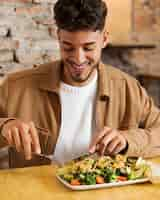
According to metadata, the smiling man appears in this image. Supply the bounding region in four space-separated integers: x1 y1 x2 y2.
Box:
0 0 160 168
59 30 100 85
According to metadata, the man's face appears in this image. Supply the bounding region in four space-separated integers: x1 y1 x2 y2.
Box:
58 29 108 86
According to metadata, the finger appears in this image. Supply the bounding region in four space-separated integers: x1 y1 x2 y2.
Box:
12 127 21 152
6 129 13 145
111 142 123 155
89 127 111 153
99 143 106 156
99 130 117 155
29 122 41 154
107 137 120 154
19 123 32 160
113 136 127 155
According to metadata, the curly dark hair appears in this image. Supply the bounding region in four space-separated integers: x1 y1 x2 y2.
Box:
54 0 108 31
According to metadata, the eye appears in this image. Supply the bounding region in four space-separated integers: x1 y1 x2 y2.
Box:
63 48 74 52
84 47 94 51
84 46 95 51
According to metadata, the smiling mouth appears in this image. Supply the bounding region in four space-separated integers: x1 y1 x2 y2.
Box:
68 63 86 74
72 61 90 69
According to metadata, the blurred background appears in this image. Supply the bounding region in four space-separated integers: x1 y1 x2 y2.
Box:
102 0 160 107
0 0 160 168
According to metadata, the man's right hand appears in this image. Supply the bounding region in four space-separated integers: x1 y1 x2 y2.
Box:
1 120 41 160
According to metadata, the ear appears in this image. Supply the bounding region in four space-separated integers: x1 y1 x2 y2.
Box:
102 30 109 48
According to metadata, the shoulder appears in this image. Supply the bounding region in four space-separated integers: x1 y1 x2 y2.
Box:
7 62 56 81
105 64 137 83
102 63 143 97
5 60 60 87
102 63 139 88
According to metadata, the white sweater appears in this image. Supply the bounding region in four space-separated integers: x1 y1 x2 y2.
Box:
53 72 97 164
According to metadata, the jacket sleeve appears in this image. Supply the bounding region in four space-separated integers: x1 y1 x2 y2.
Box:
0 77 15 148
123 81 160 158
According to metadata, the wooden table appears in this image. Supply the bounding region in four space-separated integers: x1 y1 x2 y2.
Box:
0 158 160 200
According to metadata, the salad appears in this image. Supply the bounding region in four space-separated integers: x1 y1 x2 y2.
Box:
56 154 151 186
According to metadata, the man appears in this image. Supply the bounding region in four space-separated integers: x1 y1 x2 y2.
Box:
0 0 160 168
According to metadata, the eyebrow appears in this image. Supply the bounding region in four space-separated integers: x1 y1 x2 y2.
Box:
62 41 96 46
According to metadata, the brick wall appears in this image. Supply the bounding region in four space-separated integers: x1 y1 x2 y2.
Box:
0 0 59 76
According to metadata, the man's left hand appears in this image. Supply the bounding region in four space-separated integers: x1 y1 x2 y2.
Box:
89 126 127 155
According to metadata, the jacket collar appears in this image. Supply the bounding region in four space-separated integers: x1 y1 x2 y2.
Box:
38 60 62 93
39 60 110 99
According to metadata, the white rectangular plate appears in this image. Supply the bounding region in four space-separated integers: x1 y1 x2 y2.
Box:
56 175 149 191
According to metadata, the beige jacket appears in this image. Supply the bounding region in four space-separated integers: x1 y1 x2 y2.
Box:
0 60 160 168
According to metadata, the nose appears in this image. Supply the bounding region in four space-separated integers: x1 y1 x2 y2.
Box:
73 48 86 65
